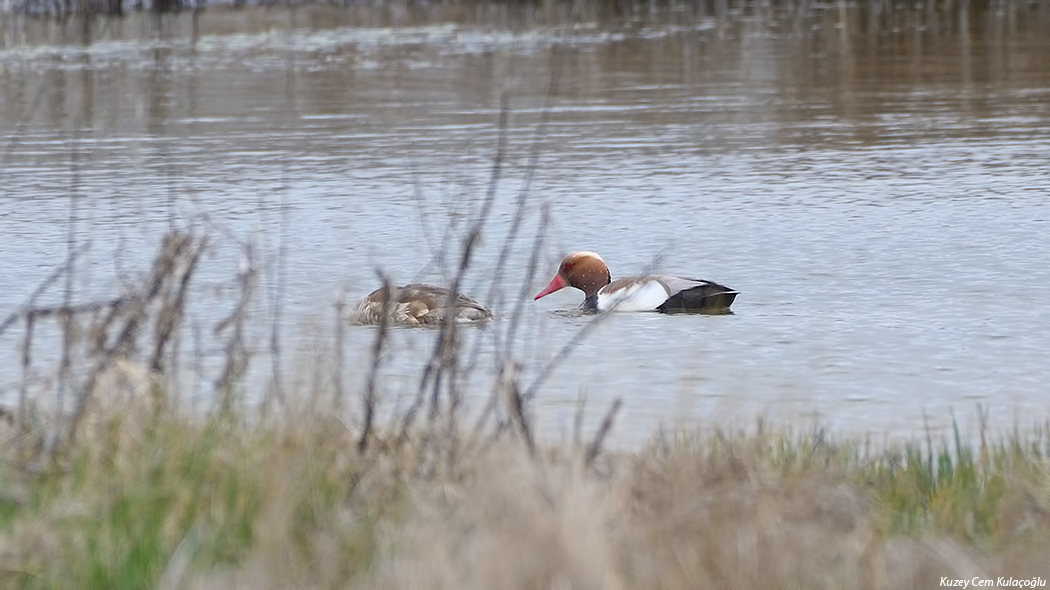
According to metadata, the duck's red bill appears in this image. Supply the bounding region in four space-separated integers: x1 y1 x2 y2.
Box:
534 274 567 300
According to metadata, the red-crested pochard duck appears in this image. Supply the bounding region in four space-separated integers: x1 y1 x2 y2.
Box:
351 283 493 326
534 251 738 313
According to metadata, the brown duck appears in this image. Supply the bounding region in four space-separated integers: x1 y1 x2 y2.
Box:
350 283 493 326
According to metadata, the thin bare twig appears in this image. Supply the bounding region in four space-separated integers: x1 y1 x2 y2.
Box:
435 95 510 422
521 310 610 403
585 397 622 468
573 388 587 450
473 5 577 441
18 315 35 430
60 232 204 448
215 241 256 414
359 273 392 454
150 236 206 373
502 360 535 456
483 27 567 312
0 243 91 337
506 204 550 354
50 138 83 460
398 99 510 444
266 178 290 413
332 287 347 412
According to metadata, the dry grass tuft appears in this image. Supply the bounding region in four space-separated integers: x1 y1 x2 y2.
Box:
372 445 619 589
3 397 1050 588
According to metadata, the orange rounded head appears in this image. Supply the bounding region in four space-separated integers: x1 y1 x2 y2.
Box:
534 251 612 300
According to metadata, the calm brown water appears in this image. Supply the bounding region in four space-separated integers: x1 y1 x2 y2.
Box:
2 3 1050 443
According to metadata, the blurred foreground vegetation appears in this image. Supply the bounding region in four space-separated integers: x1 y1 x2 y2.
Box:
2 397 1050 587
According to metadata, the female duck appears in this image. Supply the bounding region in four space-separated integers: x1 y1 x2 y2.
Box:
351 283 493 326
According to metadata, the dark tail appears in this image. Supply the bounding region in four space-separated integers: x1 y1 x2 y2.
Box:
657 283 738 314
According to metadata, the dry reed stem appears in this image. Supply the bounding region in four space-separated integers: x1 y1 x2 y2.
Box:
214 240 256 414
395 100 511 451
332 286 347 412
65 232 207 447
3 230 212 461
359 273 393 454
499 359 535 456
585 397 621 468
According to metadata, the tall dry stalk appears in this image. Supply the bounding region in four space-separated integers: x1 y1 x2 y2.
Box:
66 232 208 446
214 240 257 415
3 230 209 460
393 99 511 451
359 273 393 454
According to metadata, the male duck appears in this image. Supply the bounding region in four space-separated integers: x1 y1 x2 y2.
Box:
534 251 738 313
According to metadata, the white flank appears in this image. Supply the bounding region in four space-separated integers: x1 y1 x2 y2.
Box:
596 281 668 312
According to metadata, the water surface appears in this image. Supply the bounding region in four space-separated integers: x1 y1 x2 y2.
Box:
2 3 1049 443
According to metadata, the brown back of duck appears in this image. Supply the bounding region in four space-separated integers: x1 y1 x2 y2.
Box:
350 284 493 326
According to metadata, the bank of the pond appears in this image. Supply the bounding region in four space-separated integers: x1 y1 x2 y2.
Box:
4 0 1050 28
1 397 1049 588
